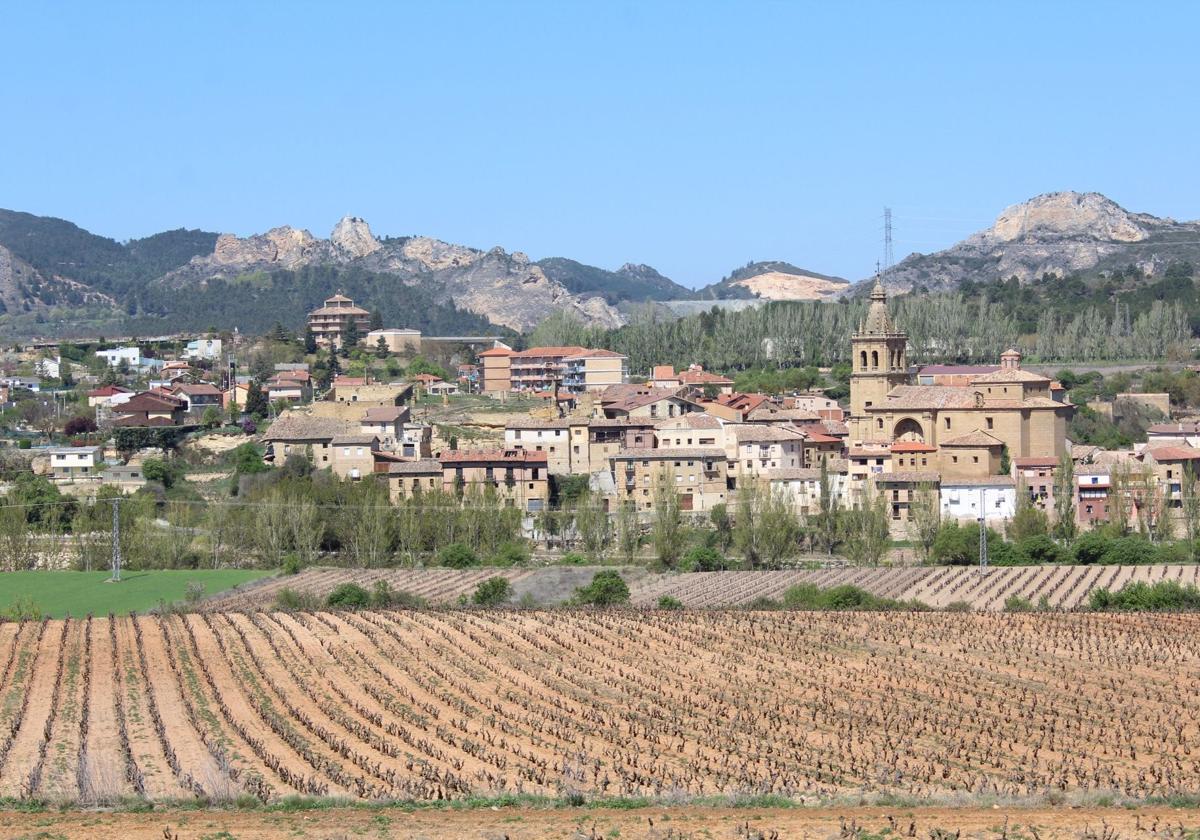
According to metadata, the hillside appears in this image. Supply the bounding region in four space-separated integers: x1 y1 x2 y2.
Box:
698 260 849 300
880 191 1200 293
536 257 694 304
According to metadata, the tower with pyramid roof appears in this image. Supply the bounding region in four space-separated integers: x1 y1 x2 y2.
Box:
849 278 911 439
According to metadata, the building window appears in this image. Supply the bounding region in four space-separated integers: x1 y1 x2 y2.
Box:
986 417 994 430
871 350 879 369
973 456 979 463
944 418 951 430
952 456 958 464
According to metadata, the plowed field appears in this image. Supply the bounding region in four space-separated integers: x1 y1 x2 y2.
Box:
0 611 1198 807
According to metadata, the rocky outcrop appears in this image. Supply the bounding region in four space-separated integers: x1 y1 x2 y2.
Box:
0 243 114 313
162 218 623 332
878 191 1199 293
330 216 381 260
211 226 321 270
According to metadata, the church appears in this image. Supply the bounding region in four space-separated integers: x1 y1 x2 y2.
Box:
848 279 1073 479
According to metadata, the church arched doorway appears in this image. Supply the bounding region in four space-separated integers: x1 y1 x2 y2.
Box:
893 418 925 443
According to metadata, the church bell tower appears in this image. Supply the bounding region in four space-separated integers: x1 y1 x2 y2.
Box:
849 278 910 439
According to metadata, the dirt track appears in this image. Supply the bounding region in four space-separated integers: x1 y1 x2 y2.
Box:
2 804 1197 839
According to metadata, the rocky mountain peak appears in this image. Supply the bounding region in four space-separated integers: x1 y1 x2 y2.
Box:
212 225 318 269
330 215 381 260
984 191 1151 244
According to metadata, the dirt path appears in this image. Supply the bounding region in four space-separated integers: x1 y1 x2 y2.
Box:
2 804 1198 839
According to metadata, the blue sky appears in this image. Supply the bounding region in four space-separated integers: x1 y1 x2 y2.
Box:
2 1 1198 288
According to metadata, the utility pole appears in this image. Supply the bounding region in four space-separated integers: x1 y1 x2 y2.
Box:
110 497 122 582
977 488 988 576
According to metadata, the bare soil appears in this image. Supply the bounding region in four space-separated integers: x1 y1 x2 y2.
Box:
1 804 1197 839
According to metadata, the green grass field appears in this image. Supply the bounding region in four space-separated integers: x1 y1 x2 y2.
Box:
0 569 273 618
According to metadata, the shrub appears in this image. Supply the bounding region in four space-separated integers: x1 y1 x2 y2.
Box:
1015 534 1066 565
184 582 206 605
490 541 529 567
1090 580 1200 611
1004 595 1034 612
473 576 512 606
370 580 426 609
780 583 924 611
680 546 727 572
439 543 479 569
943 600 973 613
1102 536 1157 566
326 583 371 609
1072 531 1110 565
656 595 684 610
1 595 44 621
275 587 319 611
1153 541 1191 564
560 552 588 565
17 439 31 450
745 596 782 610
573 571 630 607
282 554 302 576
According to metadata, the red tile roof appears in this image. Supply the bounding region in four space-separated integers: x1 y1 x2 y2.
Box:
890 441 937 453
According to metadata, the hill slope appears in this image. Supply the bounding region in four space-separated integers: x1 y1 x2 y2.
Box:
699 260 849 300
881 191 1200 293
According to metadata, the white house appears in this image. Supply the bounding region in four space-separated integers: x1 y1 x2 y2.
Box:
47 446 103 479
183 338 223 361
940 476 1016 526
96 346 143 368
35 357 61 379
767 466 851 517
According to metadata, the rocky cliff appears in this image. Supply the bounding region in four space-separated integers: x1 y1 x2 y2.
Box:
879 192 1200 293
164 216 623 332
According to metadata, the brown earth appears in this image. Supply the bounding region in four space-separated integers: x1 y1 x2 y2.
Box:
2 612 1200 809
1 804 1197 839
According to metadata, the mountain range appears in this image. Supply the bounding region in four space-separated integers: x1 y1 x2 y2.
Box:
0 191 1196 340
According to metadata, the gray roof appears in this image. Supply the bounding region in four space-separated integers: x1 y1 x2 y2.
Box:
611 447 726 460
262 415 357 442
388 459 442 475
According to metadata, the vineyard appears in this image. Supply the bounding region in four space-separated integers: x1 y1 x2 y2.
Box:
206 563 1200 611
0 611 1198 806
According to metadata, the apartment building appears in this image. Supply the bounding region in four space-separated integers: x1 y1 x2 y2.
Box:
562 349 628 393
566 418 656 474
940 476 1016 525
478 347 514 393
329 434 380 481
504 419 572 474
358 405 412 450
306 294 372 348
385 459 443 502
729 425 806 479
609 447 728 512
766 463 851 517
440 449 550 511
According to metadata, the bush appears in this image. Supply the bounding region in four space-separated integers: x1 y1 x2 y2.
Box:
943 600 973 613
473 576 512 606
1102 536 1157 566
1004 595 1034 612
275 587 319 611
490 541 529 567
1072 531 1110 565
1090 580 1200 611
1 595 44 621
282 554 302 576
573 570 630 607
439 543 479 569
1015 534 1066 565
1153 541 1191 564
560 552 588 565
326 582 371 609
17 439 31 450
656 595 684 610
680 546 727 572
780 583 925 611
371 580 426 609
745 596 782 610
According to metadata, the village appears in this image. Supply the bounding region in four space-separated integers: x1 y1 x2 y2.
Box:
3 286 1197 566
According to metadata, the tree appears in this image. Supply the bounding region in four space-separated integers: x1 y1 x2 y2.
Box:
439 542 478 568
375 337 389 360
341 318 360 354
326 583 370 609
1108 463 1132 537
651 473 682 568
708 503 733 551
269 322 289 343
810 458 840 555
244 381 269 418
906 481 941 562
1007 480 1049 543
141 457 183 489
1052 451 1077 542
339 482 393 568
839 489 890 567
998 444 1011 475
573 570 630 607
573 493 610 559
288 495 324 567
64 415 98 436
1182 465 1200 561
472 576 511 606
303 327 318 354
735 479 801 569
614 501 640 564
200 405 222 429
369 309 384 331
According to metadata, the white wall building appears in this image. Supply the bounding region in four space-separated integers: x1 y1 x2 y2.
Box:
940 477 1016 526
183 338 223 361
47 446 103 479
